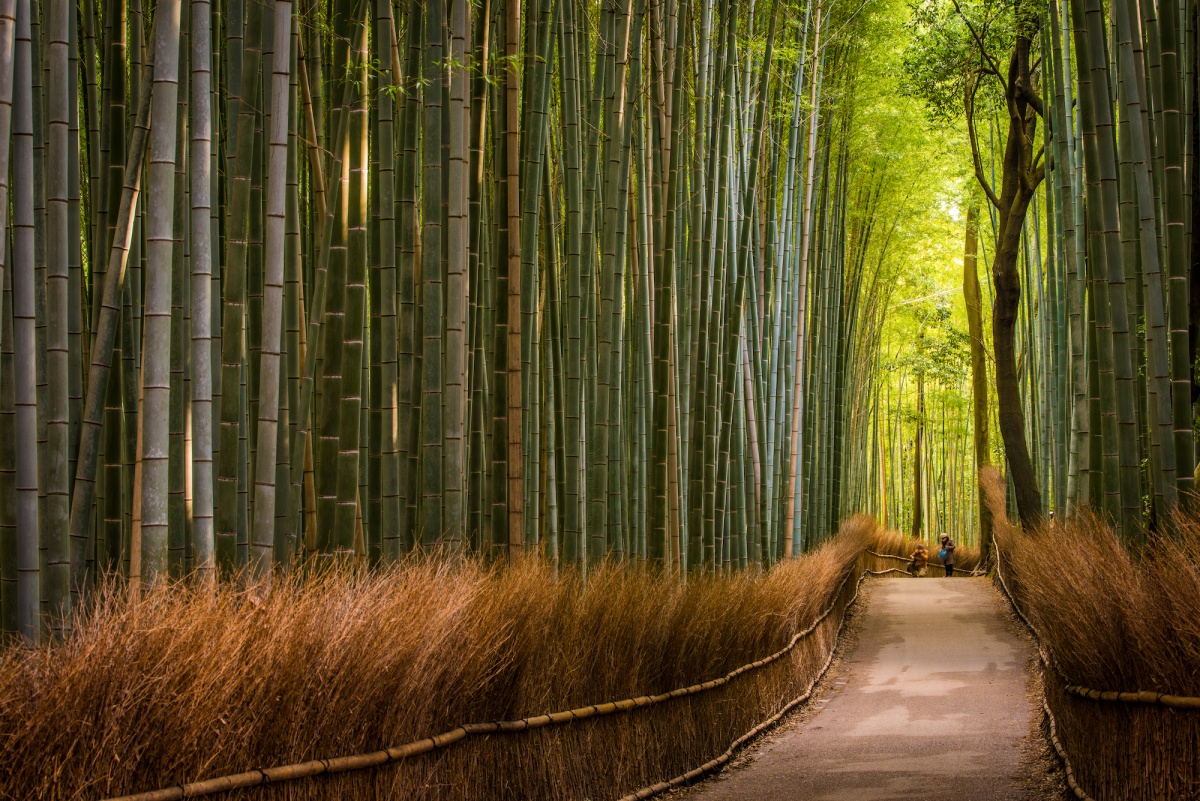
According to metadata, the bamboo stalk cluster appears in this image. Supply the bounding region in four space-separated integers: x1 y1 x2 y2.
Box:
1039 0 1196 534
895 0 1198 542
0 0 892 642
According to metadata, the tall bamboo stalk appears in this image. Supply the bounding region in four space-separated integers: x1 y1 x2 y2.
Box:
250 0 293 574
139 0 183 581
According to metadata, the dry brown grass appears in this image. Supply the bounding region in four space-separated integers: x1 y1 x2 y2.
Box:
982 467 1200 800
0 517 876 801
866 528 981 573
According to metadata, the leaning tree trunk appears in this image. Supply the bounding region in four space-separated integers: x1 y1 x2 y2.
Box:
965 13 1045 529
992 195 1042 529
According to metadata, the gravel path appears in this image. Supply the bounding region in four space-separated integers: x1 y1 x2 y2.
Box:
682 577 1046 801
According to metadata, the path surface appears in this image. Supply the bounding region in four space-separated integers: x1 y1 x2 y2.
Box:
686 577 1038 801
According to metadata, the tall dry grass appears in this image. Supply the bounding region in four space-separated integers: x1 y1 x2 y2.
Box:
982 468 1200 800
0 517 875 801
866 528 981 573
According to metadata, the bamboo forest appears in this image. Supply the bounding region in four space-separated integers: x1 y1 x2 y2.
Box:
1 0 1199 794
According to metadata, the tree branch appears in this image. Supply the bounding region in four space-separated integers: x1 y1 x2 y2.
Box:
950 0 1008 94
965 72 1002 210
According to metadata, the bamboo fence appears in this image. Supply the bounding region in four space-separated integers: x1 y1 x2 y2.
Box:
994 543 1200 801
102 555 895 801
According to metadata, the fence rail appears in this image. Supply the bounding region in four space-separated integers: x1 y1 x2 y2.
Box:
864 549 984 575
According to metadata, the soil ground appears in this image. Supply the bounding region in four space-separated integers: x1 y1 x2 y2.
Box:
674 577 1068 801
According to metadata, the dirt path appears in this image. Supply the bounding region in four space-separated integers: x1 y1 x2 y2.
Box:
681 577 1047 801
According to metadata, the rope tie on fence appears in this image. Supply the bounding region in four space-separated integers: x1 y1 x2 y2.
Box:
104 558 871 801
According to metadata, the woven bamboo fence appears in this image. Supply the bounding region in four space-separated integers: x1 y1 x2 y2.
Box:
96 554 887 801
994 544 1200 801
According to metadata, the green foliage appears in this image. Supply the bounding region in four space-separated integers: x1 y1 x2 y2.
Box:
902 0 1016 121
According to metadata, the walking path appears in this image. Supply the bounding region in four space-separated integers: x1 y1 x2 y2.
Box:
685 577 1039 800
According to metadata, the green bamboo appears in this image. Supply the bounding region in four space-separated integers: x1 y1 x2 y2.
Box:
785 0 821 556
191 0 215 579
1113 0 1176 513
1154 0 1195 498
140 0 184 581
167 6 190 576
0 0 11 633
250 0 294 574
216 0 263 570
13 0 39 640
395 0 421 554
1072 0 1142 536
1 270 15 638
419 0 444 546
335 0 368 554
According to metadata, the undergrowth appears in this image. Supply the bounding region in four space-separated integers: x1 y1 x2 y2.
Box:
983 468 1200 697
0 517 875 800
982 467 1200 799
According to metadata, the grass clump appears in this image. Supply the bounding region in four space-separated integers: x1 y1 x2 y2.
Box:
0 517 875 801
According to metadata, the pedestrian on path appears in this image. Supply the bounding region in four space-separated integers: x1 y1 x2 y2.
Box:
938 534 956 577
908 544 928 577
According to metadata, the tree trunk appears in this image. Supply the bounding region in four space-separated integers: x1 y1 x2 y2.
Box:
992 195 1042 528
964 17 1045 529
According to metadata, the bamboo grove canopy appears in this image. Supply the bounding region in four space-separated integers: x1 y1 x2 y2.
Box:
0 0 909 644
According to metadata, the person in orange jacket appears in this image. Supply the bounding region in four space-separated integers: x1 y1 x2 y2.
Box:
907 544 928 577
